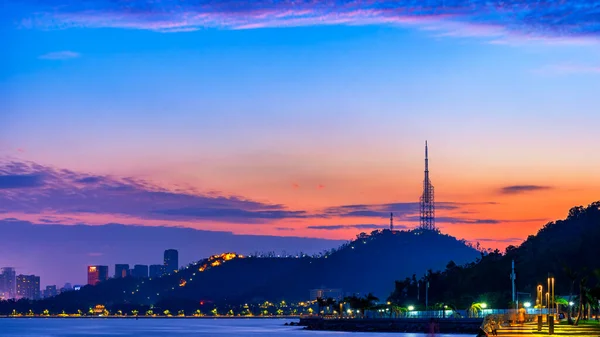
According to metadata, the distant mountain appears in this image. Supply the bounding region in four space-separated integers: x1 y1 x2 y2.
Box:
389 201 600 309
40 228 479 309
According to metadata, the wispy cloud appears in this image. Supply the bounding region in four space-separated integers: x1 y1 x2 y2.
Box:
11 0 600 42
308 224 399 231
323 201 497 218
0 160 309 223
499 185 553 195
474 237 523 243
0 160 546 227
38 51 80 60
0 173 45 189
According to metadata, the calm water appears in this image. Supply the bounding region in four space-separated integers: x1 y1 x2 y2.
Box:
0 318 471 337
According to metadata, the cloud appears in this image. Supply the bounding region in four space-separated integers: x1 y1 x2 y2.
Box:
0 173 45 189
0 160 308 223
153 208 310 221
38 51 80 60
10 0 600 42
499 185 553 195
474 237 523 243
323 201 497 218
308 224 397 230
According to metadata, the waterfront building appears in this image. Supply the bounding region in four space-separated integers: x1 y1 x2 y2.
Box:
115 264 130 278
0 267 16 299
87 265 109 285
164 249 179 274
132 265 148 278
44 285 57 298
309 288 343 301
16 274 41 300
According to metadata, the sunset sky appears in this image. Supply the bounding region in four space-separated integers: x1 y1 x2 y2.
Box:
2 0 600 286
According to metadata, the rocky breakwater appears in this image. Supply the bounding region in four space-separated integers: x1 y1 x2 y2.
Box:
299 317 483 334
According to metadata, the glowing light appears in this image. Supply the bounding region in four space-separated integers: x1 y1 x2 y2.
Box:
524 302 531 308
408 306 414 311
481 303 487 309
569 302 574 306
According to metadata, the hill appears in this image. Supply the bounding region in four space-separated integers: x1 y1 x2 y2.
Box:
388 201 600 309
26 228 479 311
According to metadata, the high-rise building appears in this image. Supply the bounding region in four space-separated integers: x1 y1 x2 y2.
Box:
149 264 165 278
16 274 40 300
309 288 343 301
0 270 4 299
0 267 17 299
164 249 179 274
44 285 57 298
87 266 108 286
115 264 130 278
132 265 148 278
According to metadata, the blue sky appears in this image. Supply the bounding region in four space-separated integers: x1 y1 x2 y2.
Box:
1 0 600 286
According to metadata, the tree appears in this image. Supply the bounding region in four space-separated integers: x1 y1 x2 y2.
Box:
316 297 327 316
556 297 568 316
468 303 483 318
564 266 578 324
574 276 588 325
325 298 337 315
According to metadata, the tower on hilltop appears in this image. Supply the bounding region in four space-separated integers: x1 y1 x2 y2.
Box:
419 141 436 231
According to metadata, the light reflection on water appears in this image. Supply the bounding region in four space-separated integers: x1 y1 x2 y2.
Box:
0 318 471 337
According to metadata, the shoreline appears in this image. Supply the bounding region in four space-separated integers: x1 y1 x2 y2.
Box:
0 315 301 319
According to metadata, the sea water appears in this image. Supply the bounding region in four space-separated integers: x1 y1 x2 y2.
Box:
0 318 471 337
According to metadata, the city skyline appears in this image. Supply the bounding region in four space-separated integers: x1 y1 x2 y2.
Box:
2 1 600 286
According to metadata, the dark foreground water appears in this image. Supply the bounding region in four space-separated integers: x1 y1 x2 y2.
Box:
0 318 471 337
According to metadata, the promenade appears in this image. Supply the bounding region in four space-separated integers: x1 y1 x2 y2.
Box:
498 321 600 336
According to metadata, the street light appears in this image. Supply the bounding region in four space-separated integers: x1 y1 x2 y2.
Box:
408 306 415 311
568 302 574 306
481 303 487 309
524 302 531 308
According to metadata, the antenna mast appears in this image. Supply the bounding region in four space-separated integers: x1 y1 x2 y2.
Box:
419 141 436 231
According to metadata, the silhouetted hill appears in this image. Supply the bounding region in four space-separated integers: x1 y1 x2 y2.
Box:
6 202 599 314
389 201 600 308
34 228 479 309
